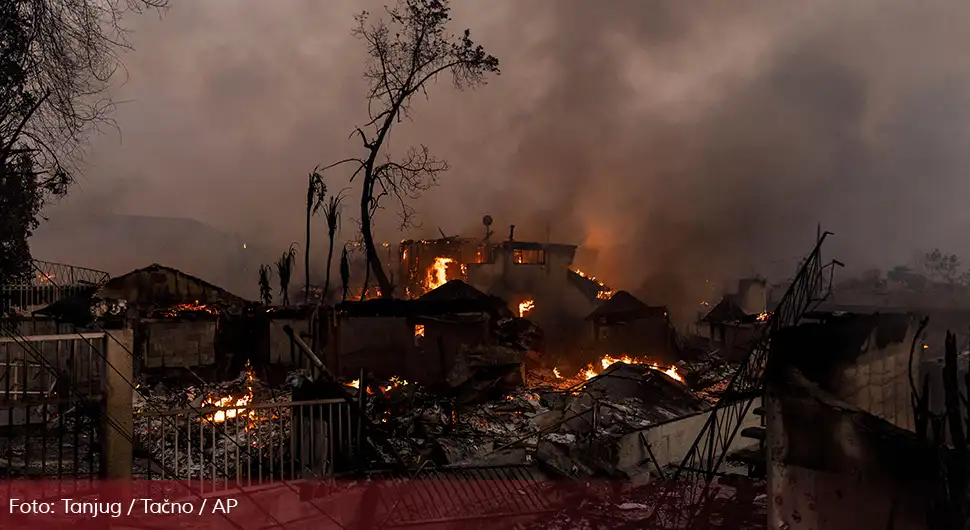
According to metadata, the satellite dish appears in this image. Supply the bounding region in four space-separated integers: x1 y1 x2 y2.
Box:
482 215 493 227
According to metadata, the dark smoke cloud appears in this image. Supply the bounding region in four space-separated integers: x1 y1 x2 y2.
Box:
31 0 970 314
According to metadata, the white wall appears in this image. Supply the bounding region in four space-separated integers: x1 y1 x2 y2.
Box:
615 397 763 473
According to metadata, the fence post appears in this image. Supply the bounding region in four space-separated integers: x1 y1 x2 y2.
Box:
102 328 134 479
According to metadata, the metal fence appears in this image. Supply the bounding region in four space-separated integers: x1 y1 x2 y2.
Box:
134 398 356 493
0 260 109 315
0 331 107 478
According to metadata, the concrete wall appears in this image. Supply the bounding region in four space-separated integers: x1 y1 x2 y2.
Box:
834 324 916 431
765 314 936 530
772 313 918 432
138 318 217 369
765 371 936 530
332 316 415 380
268 317 310 365
330 315 493 383
7 317 78 336
616 398 763 473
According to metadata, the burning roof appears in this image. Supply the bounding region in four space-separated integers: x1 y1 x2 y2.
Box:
585 291 667 323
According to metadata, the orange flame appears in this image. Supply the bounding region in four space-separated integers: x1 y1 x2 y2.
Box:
203 363 263 425
757 311 770 321
414 324 425 337
426 257 454 291
518 300 535 317
553 354 684 385
571 268 614 300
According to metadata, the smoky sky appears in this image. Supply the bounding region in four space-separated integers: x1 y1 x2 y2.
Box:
33 0 970 311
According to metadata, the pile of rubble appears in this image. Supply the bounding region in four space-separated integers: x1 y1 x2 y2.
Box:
131 367 294 480
360 359 708 478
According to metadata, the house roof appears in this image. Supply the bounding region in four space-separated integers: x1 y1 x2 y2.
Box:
701 296 749 324
567 270 605 301
100 263 248 306
585 291 667 322
418 279 490 302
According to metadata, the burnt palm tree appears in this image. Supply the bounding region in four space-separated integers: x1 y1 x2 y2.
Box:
258 264 273 305
304 169 328 303
276 244 298 306
322 189 348 304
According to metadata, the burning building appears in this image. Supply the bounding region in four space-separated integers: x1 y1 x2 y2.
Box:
399 222 616 362
586 291 683 365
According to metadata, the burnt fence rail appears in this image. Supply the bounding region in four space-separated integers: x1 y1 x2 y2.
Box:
134 398 355 493
0 332 106 478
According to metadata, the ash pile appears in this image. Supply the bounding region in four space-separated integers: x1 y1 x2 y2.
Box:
131 364 295 480
371 360 707 479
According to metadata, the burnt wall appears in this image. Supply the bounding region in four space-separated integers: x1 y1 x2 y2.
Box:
770 313 916 431
133 312 313 382
615 398 763 474
766 369 939 530
331 315 493 384
137 318 218 370
268 316 310 365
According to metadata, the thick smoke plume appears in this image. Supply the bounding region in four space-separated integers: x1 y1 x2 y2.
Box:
30 0 970 316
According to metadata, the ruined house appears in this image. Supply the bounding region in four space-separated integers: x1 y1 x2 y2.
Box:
585 291 681 364
97 264 249 378
701 296 761 362
398 226 611 356
325 280 511 384
764 312 941 529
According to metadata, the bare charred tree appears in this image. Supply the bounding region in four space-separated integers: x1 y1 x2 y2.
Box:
304 169 328 303
322 190 348 303
275 244 298 306
258 265 273 306
340 245 351 302
319 0 499 298
0 0 167 283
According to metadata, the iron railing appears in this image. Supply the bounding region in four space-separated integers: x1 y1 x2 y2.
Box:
0 260 109 315
644 230 841 529
134 398 356 493
0 330 106 478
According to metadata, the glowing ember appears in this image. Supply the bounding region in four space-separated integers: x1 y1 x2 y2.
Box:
426 257 454 291
36 272 55 284
414 324 425 337
518 300 535 317
155 300 219 318
203 363 260 424
552 367 562 379
556 354 684 385
757 311 770 321
596 289 614 300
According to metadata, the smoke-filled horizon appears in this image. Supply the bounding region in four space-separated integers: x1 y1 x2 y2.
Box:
31 0 970 312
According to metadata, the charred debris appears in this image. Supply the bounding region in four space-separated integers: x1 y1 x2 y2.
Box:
78 225 774 483
23 224 970 527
